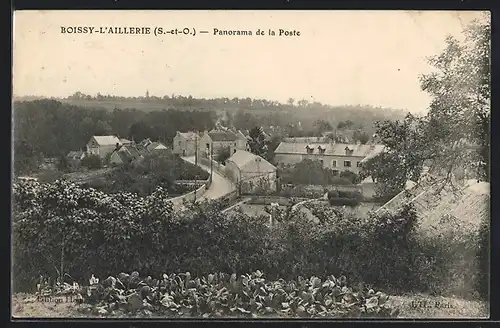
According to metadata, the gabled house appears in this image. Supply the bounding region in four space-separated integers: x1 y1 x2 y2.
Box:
86 135 122 159
274 140 385 175
120 138 133 146
173 131 198 156
147 141 168 153
225 150 277 194
110 149 133 166
198 129 248 158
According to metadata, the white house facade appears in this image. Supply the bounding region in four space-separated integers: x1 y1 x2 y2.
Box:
274 139 385 175
225 150 277 194
86 135 122 159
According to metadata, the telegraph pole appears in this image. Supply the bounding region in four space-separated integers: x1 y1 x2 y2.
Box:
210 143 213 184
195 132 198 166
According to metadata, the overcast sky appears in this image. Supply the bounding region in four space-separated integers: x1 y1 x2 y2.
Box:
13 10 488 114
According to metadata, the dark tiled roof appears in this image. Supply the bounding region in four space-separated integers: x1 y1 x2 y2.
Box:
208 131 239 141
275 142 385 158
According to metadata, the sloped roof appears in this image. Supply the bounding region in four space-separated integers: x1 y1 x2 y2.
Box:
92 135 121 146
282 137 329 143
120 138 132 144
136 146 150 156
117 151 132 163
111 150 132 164
275 142 385 158
122 145 141 159
147 142 168 151
227 150 276 172
178 131 198 140
208 130 239 141
67 150 83 158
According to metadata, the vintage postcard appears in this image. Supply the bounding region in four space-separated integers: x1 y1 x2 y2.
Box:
11 10 490 319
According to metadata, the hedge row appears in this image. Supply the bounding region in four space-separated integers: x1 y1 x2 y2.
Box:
13 180 487 300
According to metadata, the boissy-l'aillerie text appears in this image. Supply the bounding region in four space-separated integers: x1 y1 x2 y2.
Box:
60 26 152 34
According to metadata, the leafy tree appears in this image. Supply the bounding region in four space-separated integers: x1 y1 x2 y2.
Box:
283 159 340 186
361 16 490 200
419 15 490 182
360 114 430 201
337 120 354 130
129 121 154 143
287 98 295 106
339 170 361 184
353 130 370 144
266 135 282 163
81 154 102 170
313 120 333 135
215 146 231 164
297 99 309 107
247 126 269 159
57 155 70 172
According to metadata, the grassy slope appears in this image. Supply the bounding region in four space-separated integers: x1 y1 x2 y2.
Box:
12 293 488 318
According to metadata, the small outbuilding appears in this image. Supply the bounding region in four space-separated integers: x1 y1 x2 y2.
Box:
225 150 277 194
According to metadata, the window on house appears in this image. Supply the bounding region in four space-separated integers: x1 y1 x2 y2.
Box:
306 146 313 154
344 160 351 167
332 170 339 176
319 159 324 166
357 161 362 167
206 143 210 149
178 141 181 146
332 160 337 167
234 143 237 146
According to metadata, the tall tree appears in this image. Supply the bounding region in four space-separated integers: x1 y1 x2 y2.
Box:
247 126 269 159
361 16 491 200
419 15 490 182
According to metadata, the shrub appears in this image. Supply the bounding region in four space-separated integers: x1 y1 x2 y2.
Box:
215 146 231 164
81 154 102 170
339 170 361 184
12 180 486 299
327 189 363 206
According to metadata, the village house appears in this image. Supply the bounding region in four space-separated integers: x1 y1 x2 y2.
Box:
225 150 277 194
109 144 144 166
146 141 169 153
274 139 385 175
86 135 122 159
110 149 133 166
120 138 133 147
173 131 198 156
198 129 248 158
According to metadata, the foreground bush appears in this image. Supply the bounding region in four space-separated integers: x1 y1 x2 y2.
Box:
12 179 486 300
36 271 400 318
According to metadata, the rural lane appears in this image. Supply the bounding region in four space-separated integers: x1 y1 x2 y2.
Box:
182 156 236 201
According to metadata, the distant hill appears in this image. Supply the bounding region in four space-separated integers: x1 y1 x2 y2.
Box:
49 96 408 120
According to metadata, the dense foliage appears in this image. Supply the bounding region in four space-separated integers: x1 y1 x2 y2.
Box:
215 146 231 164
247 126 269 159
83 153 208 196
81 154 102 170
327 189 363 207
13 179 485 301
13 99 216 175
34 271 399 318
360 17 490 200
279 160 359 186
